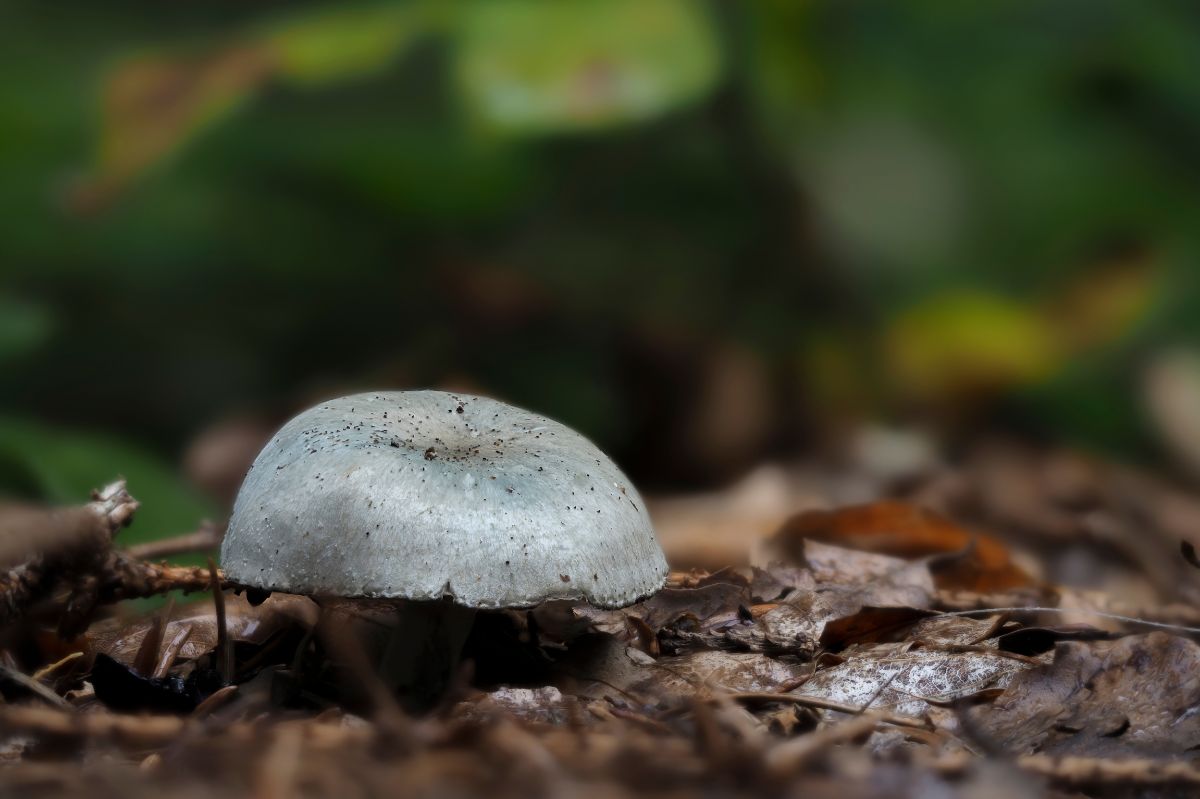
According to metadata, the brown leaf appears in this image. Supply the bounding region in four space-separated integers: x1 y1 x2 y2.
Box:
802 540 935 604
86 593 317 666
619 545 936 659
575 582 751 639
974 632 1200 758
797 645 1030 721
773 501 1034 592
907 614 1010 648
642 651 810 697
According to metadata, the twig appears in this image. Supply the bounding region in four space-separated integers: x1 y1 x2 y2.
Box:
937 606 1200 636
726 691 929 729
31 651 84 683
209 558 234 685
154 623 194 679
124 523 222 561
764 714 883 777
2 481 236 632
133 598 173 676
315 608 406 723
0 703 377 750
0 704 186 746
1015 753 1200 786
931 749 1200 786
0 663 71 708
104 555 231 599
1 481 138 626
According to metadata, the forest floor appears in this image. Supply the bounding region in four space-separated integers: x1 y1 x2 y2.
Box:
4 437 1200 798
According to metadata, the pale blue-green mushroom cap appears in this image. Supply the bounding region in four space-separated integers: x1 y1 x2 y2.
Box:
220 391 667 609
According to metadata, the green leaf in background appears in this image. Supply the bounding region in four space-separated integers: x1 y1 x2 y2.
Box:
267 3 431 87
454 0 721 135
0 295 54 365
0 416 215 549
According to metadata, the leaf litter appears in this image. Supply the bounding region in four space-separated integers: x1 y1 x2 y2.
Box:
3 441 1200 798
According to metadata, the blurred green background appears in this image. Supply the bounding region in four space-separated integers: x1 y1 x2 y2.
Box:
2 0 1199 543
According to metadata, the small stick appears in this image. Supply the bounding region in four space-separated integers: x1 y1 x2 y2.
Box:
209 558 234 685
315 611 405 723
31 651 84 683
937 606 1200 636
765 714 882 777
726 691 928 729
106 555 231 599
931 749 1200 787
193 684 239 718
133 597 174 677
0 662 70 708
154 623 193 679
125 524 221 561
0 704 185 746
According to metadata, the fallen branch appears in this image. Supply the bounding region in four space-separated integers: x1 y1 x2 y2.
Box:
0 482 233 633
102 555 231 599
1 482 139 627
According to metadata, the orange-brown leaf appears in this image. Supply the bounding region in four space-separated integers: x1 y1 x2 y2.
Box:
773 501 1034 592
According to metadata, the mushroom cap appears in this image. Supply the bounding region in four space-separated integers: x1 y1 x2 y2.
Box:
220 391 667 609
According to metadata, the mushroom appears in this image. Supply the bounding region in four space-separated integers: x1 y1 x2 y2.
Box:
220 390 667 706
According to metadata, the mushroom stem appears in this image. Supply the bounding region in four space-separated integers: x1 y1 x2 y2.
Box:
378 599 476 709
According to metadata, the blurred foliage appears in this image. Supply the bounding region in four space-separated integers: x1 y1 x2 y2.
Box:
1 0 1199 540
454 0 719 135
269 5 428 87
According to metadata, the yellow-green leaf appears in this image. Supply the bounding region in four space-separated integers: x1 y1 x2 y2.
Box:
267 4 430 87
454 0 721 135
886 291 1060 401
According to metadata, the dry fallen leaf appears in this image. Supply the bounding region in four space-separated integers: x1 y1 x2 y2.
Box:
86 594 318 666
773 501 1035 592
974 632 1200 758
797 645 1030 721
